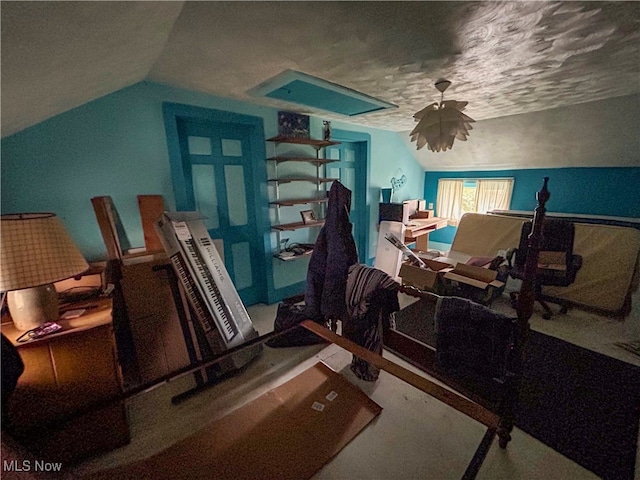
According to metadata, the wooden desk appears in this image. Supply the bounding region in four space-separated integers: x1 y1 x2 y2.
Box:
404 217 448 251
1 298 130 464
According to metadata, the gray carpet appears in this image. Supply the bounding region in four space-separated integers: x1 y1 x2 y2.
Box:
392 298 640 480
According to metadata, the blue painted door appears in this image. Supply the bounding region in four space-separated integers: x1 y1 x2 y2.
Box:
325 141 367 262
176 119 263 305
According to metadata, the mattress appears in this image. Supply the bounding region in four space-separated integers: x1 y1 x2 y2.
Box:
449 213 640 315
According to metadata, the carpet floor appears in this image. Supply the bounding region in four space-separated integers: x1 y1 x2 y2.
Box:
393 299 640 480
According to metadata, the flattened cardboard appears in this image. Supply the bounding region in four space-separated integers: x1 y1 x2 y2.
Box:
443 263 504 290
84 362 381 480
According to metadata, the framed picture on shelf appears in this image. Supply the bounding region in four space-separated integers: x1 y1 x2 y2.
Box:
278 111 310 139
300 210 316 225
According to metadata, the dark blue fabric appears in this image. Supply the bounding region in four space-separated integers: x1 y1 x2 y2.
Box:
435 296 516 379
304 180 358 321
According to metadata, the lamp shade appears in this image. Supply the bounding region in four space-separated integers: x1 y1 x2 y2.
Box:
0 213 89 292
410 80 475 152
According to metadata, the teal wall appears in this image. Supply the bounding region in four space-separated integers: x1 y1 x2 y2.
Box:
1 81 423 304
425 167 640 244
326 126 425 260
421 94 640 246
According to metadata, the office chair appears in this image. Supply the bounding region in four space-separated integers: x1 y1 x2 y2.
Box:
508 219 583 320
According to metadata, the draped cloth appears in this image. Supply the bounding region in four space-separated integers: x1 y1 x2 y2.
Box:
344 264 400 381
305 180 358 322
434 296 516 379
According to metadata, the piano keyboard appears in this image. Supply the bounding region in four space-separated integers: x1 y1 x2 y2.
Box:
154 212 259 360
183 237 238 343
193 235 253 333
170 252 227 352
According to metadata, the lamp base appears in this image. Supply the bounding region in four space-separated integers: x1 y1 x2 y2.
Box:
7 284 59 331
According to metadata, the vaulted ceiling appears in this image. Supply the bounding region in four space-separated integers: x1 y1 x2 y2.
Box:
2 1 639 167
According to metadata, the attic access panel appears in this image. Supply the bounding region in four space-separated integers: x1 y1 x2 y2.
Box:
250 70 397 116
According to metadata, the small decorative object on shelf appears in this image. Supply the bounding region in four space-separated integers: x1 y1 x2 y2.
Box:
323 120 331 141
300 210 316 225
278 111 310 139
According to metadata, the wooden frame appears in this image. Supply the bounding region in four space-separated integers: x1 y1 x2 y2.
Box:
300 209 316 225
277 111 310 139
382 177 551 476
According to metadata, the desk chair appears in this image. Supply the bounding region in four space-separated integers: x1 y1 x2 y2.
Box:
508 219 583 320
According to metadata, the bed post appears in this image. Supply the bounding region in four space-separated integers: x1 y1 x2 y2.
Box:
516 176 549 325
497 176 549 448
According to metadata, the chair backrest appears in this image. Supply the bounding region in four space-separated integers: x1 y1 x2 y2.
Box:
514 219 576 270
540 219 576 256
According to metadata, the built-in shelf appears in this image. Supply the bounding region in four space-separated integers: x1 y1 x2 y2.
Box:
267 156 339 166
271 220 325 231
267 136 340 148
267 135 340 259
270 197 328 207
273 249 314 261
268 176 336 184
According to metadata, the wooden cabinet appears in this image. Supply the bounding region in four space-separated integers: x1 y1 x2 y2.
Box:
1 298 130 464
119 257 192 385
266 136 340 260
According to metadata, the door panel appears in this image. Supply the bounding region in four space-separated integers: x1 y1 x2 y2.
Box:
177 119 262 305
224 165 248 226
191 164 219 229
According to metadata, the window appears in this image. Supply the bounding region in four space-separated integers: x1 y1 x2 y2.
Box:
436 178 514 225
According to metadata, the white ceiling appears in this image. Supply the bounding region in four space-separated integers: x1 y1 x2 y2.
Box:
2 1 639 168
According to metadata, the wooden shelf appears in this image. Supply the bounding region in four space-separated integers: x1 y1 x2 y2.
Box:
267 136 340 148
273 249 314 261
270 197 328 207
267 156 338 165
268 176 336 184
268 135 336 247
271 220 325 231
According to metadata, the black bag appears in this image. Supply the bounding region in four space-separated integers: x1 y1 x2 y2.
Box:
265 303 328 348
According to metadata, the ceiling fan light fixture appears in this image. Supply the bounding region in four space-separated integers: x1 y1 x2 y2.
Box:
410 80 475 152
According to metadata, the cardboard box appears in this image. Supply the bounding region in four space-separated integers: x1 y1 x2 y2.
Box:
399 259 452 292
443 263 505 291
410 209 435 219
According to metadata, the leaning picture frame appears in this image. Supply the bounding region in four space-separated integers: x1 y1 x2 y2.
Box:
300 210 316 224
278 111 310 139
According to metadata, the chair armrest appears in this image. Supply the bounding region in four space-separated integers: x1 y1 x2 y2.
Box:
571 254 583 270
567 254 583 282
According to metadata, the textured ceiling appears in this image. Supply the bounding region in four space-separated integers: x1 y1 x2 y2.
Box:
2 1 639 166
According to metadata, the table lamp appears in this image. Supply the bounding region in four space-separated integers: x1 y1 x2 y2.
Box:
0 213 89 331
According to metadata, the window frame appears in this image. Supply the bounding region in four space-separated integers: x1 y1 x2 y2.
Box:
436 177 514 225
